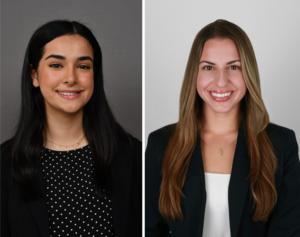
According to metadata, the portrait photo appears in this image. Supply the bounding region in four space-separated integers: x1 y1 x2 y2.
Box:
1 0 142 236
145 0 300 236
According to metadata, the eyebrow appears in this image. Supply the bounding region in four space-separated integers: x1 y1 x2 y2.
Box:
78 56 94 62
45 54 93 62
199 60 241 65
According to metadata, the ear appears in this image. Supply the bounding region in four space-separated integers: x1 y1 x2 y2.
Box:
31 69 39 87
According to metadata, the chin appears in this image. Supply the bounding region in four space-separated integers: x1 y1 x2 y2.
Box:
212 104 240 114
62 107 84 114
205 100 238 114
51 104 84 115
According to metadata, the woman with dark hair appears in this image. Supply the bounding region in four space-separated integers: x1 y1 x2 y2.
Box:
1 20 141 237
146 19 300 236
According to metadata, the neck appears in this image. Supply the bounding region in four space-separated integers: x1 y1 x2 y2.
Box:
202 106 239 135
44 109 86 147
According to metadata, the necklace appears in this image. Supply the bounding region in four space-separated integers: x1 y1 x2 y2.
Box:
219 147 224 156
201 132 238 159
46 135 85 150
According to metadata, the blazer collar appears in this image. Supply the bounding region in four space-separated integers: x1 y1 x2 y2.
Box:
169 126 250 237
228 127 250 237
110 146 136 237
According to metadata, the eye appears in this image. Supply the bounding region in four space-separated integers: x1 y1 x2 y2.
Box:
202 65 213 71
78 64 92 70
230 65 240 70
49 63 63 69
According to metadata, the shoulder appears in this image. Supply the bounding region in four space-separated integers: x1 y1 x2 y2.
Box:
146 124 176 167
266 123 296 141
266 123 298 154
266 123 299 174
114 133 141 169
1 139 14 188
1 138 14 166
147 124 176 148
118 133 141 154
1 138 14 155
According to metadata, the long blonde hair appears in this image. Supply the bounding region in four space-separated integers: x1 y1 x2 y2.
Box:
159 19 277 222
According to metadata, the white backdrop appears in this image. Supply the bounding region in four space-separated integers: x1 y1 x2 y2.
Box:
145 0 300 148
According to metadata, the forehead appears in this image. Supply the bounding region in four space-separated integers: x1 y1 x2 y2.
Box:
200 38 240 61
43 34 93 58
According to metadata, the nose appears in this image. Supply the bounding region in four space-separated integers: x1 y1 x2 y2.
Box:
64 65 77 85
215 69 228 87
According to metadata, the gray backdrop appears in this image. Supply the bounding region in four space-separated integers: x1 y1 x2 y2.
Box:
0 0 142 143
146 0 300 148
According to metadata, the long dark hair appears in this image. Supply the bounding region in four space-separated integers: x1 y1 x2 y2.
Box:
11 20 128 199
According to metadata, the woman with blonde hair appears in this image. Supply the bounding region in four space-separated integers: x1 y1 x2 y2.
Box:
146 19 300 236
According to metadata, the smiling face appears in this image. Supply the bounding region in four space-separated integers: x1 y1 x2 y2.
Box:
32 34 94 116
196 38 247 115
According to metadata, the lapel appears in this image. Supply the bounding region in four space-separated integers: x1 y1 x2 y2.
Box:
168 126 250 237
228 127 250 237
26 168 50 237
27 199 49 237
168 140 206 236
111 147 132 237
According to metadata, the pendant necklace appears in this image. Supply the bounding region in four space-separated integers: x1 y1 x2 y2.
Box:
219 147 224 156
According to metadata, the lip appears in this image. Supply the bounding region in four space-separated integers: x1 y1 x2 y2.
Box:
56 89 83 100
209 90 233 102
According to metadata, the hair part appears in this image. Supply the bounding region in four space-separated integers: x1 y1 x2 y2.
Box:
159 19 277 221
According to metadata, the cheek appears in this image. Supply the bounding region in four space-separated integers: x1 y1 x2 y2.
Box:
38 70 62 88
196 73 212 94
234 76 247 94
241 83 247 96
80 73 94 93
89 80 94 94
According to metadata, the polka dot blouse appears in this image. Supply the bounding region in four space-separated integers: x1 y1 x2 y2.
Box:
40 145 114 237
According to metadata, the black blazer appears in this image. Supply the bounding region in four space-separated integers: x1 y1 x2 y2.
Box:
146 123 300 237
1 136 142 237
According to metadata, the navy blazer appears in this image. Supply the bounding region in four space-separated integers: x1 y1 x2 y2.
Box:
146 123 300 237
1 136 142 237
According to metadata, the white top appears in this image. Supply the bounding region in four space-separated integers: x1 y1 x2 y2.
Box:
202 172 231 237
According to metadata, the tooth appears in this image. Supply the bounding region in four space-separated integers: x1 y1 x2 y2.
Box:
60 92 77 96
211 92 231 98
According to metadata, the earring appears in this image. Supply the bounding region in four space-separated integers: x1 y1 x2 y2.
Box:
33 77 39 87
